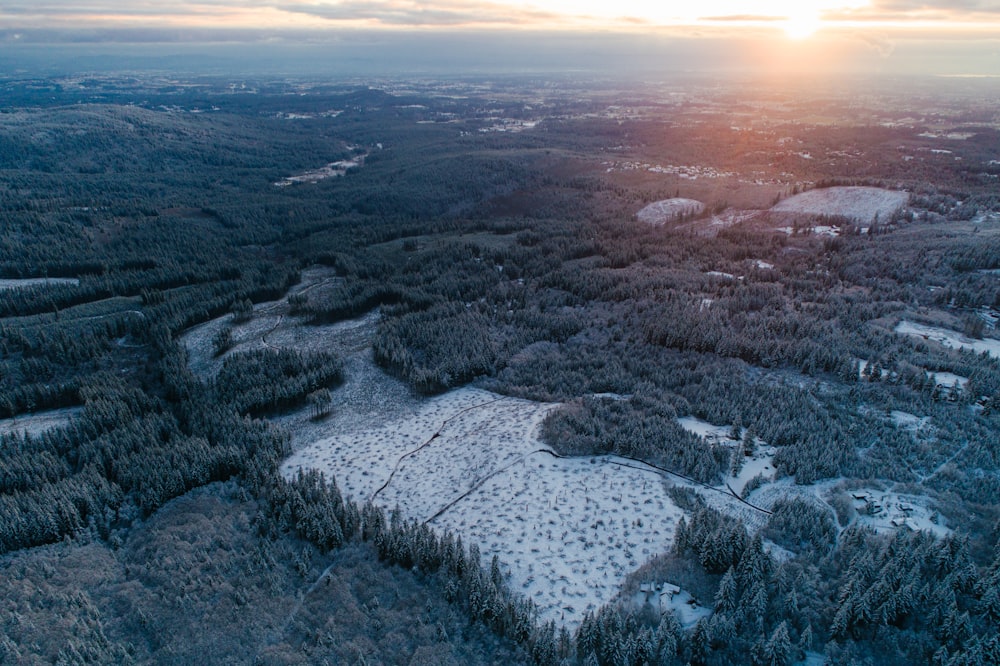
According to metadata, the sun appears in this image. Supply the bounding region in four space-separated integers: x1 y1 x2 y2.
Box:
783 9 822 39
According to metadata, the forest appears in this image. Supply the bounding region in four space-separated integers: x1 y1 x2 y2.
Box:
1 73 999 665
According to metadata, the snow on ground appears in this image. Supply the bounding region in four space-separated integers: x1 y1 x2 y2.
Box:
677 416 777 520
896 320 1000 359
677 416 733 442
0 407 82 439
705 270 738 279
776 225 840 237
636 198 705 226
180 267 343 381
274 157 364 187
186 291 688 628
771 186 908 223
707 208 760 229
845 488 951 538
727 445 777 497
930 371 969 390
627 586 711 629
890 410 932 432
754 260 774 270
282 380 686 627
0 277 79 290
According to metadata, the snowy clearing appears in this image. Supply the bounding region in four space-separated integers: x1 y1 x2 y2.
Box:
771 186 908 223
930 371 969 390
709 208 760 229
636 198 704 226
0 277 79 290
677 416 732 442
282 381 686 627
677 416 777 508
776 225 840 237
274 157 364 187
179 267 344 381
890 410 932 432
844 488 951 538
184 292 687 628
896 320 1000 359
627 585 711 629
0 407 82 439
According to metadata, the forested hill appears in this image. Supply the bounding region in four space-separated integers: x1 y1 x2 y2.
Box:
1 75 999 665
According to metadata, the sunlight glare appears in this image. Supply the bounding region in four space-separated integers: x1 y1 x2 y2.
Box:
783 9 822 39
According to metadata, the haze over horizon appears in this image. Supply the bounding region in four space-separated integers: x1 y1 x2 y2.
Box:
1 0 999 78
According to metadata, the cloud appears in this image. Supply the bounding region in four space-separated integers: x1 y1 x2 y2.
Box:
853 30 895 56
276 0 560 26
699 15 785 22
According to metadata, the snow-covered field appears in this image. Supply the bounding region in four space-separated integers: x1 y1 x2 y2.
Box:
776 225 841 237
896 320 1000 359
180 267 344 381
771 186 908 223
183 283 687 627
0 277 79 290
930 371 969 390
0 407 82 439
274 157 364 187
636 198 705 226
282 381 686 627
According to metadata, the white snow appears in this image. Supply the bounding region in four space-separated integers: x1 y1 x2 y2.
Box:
282 384 686 627
678 417 776 499
890 410 931 432
754 260 774 270
930 371 969 390
777 225 841 237
705 271 737 279
628 585 711 628
636 198 705 226
274 156 365 187
677 416 733 442
771 186 908 223
0 407 82 439
896 320 1000 359
726 447 777 497
845 488 951 538
0 277 79 290
918 132 975 140
182 299 689 629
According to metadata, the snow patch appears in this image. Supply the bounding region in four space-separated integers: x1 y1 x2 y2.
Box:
636 198 705 226
772 187 908 224
274 156 365 187
677 416 733 442
0 277 79 290
628 584 711 629
0 407 82 439
846 488 951 538
890 410 931 432
896 320 1000 359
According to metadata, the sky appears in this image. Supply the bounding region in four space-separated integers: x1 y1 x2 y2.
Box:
2 0 999 76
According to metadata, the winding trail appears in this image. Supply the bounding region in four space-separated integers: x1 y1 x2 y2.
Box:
370 395 510 504
261 314 285 350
